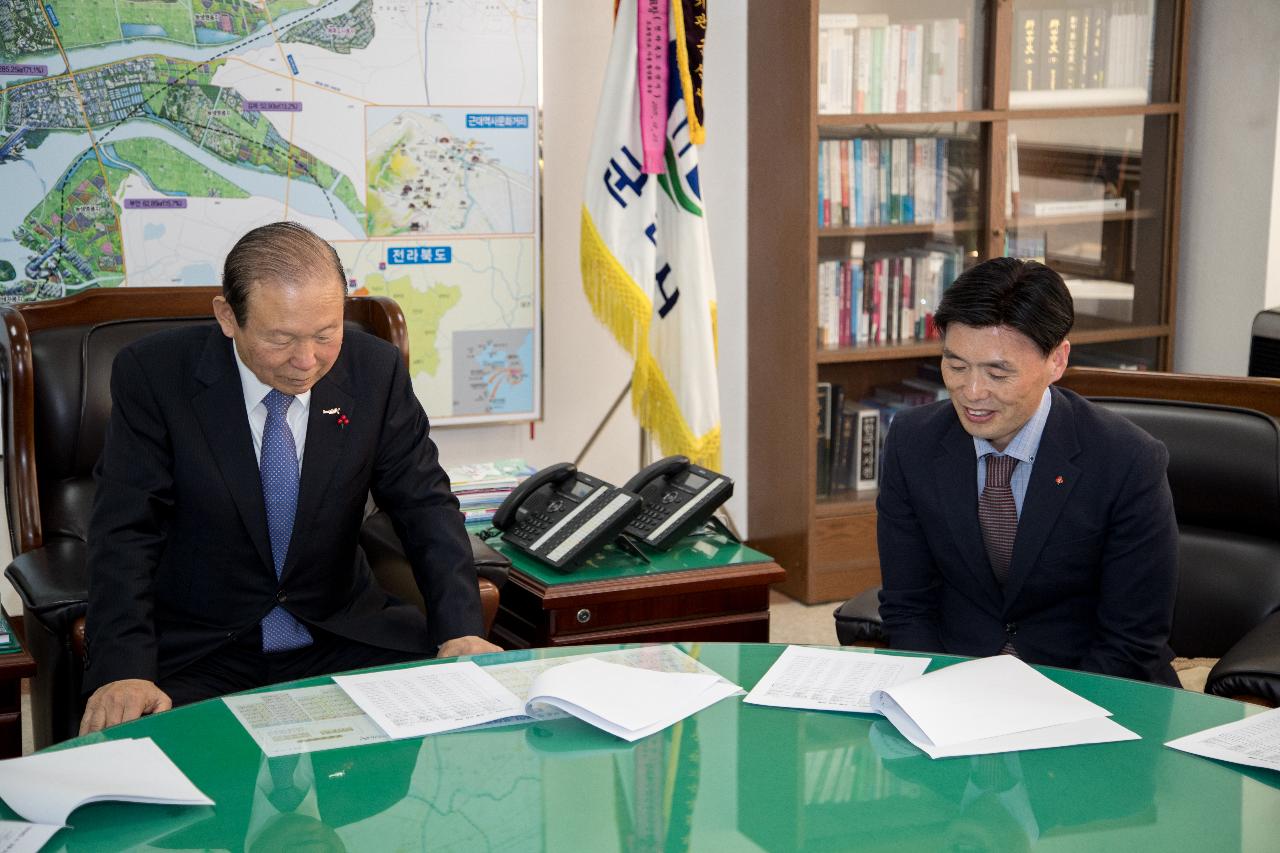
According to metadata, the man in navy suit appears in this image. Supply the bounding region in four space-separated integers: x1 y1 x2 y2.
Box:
877 257 1179 684
80 222 500 733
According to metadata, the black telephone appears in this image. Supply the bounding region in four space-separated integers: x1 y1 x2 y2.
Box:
621 456 734 550
492 463 642 571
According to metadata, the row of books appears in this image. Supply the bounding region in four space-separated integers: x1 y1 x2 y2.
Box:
817 370 949 498
450 458 535 528
817 243 965 349
1011 1 1154 105
817 14 971 114
817 136 953 228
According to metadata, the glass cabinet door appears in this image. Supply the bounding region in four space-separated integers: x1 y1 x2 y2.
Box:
817 0 985 114
1005 114 1173 366
1008 0 1178 108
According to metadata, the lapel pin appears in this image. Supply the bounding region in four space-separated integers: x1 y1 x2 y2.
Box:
1055 475 1065 485
323 407 340 415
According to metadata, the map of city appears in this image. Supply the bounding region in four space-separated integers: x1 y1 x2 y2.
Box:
0 0 539 423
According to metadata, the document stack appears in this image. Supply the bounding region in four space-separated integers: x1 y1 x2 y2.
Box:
450 458 536 529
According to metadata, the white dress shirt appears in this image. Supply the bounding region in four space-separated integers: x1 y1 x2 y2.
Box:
231 340 311 467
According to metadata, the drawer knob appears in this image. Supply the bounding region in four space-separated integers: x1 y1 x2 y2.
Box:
576 608 592 624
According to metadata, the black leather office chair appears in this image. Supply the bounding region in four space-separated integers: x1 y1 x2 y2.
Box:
834 369 1280 707
2 288 503 748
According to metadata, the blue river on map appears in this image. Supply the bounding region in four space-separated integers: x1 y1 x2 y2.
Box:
2 0 369 279
0 120 364 278
6 0 364 77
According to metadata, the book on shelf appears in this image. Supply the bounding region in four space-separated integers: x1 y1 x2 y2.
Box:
816 14 968 114
901 376 949 402
817 243 963 349
832 399 879 495
1029 197 1126 218
1010 0 1153 105
817 136 951 229
1005 230 1047 263
1069 349 1151 371
816 368 949 500
816 382 833 498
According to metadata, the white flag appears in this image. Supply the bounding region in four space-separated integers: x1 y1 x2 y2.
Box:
580 0 721 469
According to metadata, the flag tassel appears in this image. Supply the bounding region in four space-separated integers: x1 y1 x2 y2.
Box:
581 205 721 467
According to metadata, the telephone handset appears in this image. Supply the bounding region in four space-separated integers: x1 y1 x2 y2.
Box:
621 455 734 550
492 462 642 572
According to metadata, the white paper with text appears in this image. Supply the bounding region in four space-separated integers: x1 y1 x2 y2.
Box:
0 821 61 853
1165 706 1280 772
224 684 391 756
744 646 930 713
333 661 523 740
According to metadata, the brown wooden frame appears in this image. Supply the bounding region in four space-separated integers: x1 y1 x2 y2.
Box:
1058 367 1280 418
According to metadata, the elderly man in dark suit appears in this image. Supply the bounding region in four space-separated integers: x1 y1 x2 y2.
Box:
877 257 1179 684
80 221 499 733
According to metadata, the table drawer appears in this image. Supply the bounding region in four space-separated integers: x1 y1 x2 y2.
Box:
547 586 768 637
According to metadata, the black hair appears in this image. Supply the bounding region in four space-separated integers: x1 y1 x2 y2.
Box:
222 221 346 326
933 257 1074 356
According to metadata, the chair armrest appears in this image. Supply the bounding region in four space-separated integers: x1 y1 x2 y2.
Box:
468 534 511 589
1205 611 1280 707
360 511 509 637
3 539 88 633
833 586 887 648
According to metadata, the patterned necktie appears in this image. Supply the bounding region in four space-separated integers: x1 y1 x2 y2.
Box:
260 389 313 652
979 454 1020 585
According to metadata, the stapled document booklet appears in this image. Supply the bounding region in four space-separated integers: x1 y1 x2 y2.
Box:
334 655 743 743
0 737 212 826
870 655 1139 758
523 658 741 742
746 649 1138 759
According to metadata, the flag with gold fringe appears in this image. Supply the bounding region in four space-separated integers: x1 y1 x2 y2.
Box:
581 0 720 469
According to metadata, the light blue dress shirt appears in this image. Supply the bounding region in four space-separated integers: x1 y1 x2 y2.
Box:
973 387 1053 518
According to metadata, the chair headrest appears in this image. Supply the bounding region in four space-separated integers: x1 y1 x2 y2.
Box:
31 317 211 540
1092 397 1280 538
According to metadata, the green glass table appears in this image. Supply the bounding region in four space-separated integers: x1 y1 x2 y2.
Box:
6 644 1277 851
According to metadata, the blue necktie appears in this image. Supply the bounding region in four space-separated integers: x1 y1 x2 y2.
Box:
260 390 313 652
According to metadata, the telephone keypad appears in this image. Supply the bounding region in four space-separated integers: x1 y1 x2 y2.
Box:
511 510 555 542
630 504 673 532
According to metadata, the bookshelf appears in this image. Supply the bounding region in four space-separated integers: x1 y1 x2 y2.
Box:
746 0 1189 603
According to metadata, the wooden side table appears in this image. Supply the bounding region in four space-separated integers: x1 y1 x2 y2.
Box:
488 533 786 649
0 616 36 758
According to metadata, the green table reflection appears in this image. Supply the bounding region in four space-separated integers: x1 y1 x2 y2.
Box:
8 644 1277 852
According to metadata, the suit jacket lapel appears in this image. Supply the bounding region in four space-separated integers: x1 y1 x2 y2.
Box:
1002 386 1082 609
284 357 354 579
190 329 274 572
935 417 1003 604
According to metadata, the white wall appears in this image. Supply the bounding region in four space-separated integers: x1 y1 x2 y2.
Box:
1176 2 1280 374
700 7 749 534
433 1 750 526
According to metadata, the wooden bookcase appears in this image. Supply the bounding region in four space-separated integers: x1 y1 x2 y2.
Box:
746 0 1191 603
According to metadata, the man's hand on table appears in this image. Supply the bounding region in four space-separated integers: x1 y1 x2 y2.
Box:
437 635 502 658
80 679 173 735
